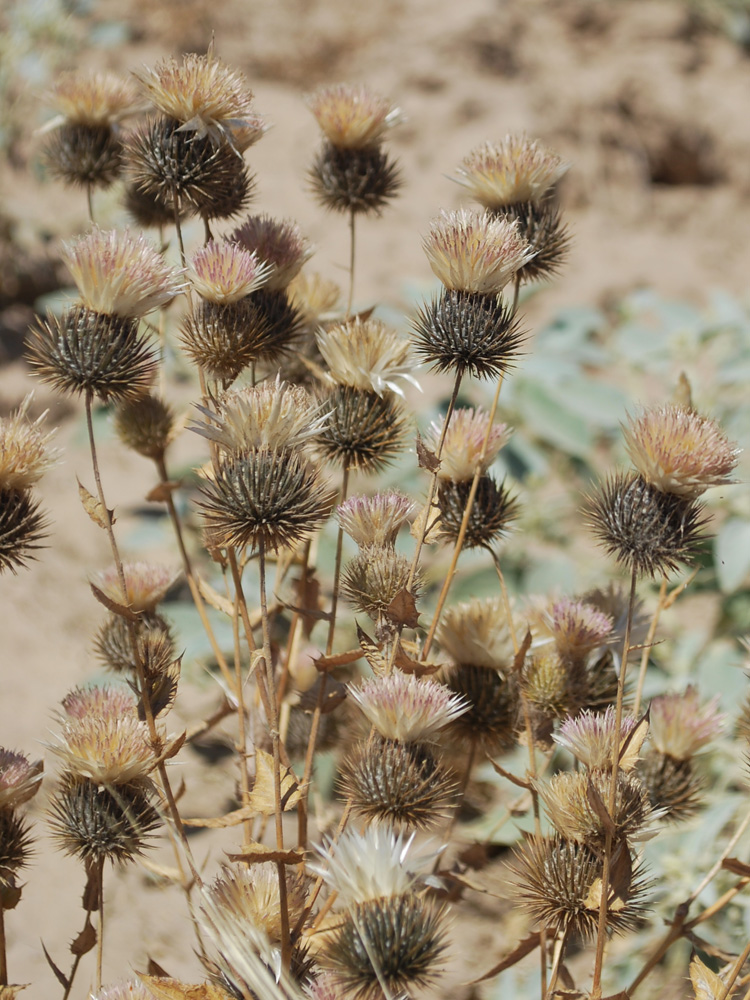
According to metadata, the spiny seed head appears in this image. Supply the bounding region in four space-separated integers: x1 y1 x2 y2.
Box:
45 70 139 128
318 317 419 398
323 895 447 1000
336 490 415 548
623 404 739 498
455 135 570 209
348 671 469 742
0 749 42 809
412 287 524 380
28 306 157 403
125 116 255 222
194 378 328 454
586 472 708 578
133 51 264 147
307 84 404 150
639 750 704 822
62 228 186 318
502 199 570 284
190 241 273 304
514 834 650 939
42 124 124 190
341 734 457 830
309 141 402 216
317 385 408 473
0 487 48 574
230 215 313 292
198 447 334 553
341 545 420 620
94 611 174 675
438 595 514 670
0 810 33 886
123 179 186 230
0 394 58 492
529 597 614 663
423 208 535 295
436 474 518 551
427 407 511 482
539 768 653 846
49 774 160 864
649 686 724 761
48 714 156 785
61 685 137 721
114 393 177 461
444 663 518 751
311 826 440 905
522 649 572 720
180 297 272 382
91 562 179 612
248 288 305 365
554 707 643 771
206 862 309 944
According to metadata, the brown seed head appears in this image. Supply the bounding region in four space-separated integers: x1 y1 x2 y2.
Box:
43 124 123 190
336 490 415 548
318 317 418 397
649 686 724 761
502 199 571 283
0 749 43 809
437 474 518 551
230 215 312 291
94 611 174 675
427 407 511 482
539 768 653 846
114 394 177 461
0 810 33 887
317 385 408 473
639 750 704 822
455 135 569 209
309 141 402 216
307 84 403 149
190 241 272 304
0 394 58 492
0 488 48 574
179 297 271 383
341 545 421 620
288 271 341 324
444 663 518 751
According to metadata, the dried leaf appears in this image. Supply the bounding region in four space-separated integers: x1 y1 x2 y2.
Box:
281 601 330 623
196 578 234 617
586 777 615 838
292 572 324 638
722 858 750 878
383 587 420 629
183 806 254 829
82 863 100 910
393 642 440 676
471 930 542 983
89 583 140 622
227 841 305 865
313 649 363 672
142 656 182 720
512 629 533 674
248 749 301 816
486 758 532 790
70 922 96 956
416 431 440 472
0 884 21 910
146 481 181 503
0 986 29 998
357 624 385 673
146 959 172 977
155 732 186 765
139 859 186 883
410 501 442 544
41 941 68 989
139 976 233 1000
78 478 114 529
619 711 649 771
690 955 726 1000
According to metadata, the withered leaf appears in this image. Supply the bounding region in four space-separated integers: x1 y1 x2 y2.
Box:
70 922 96 956
512 629 533 674
471 930 542 983
292 572 324 638
139 859 185 883
77 478 114 530
722 857 750 878
41 941 68 989
619 711 649 771
146 959 172 977
183 806 254 829
89 583 140 622
196 578 234 617
384 587 420 629
416 431 440 472
586 778 616 838
139 976 233 1000
248 749 301 816
393 642 440 676
486 758 532 790
357 623 385 673
313 649 363 672
0 883 21 910
227 841 305 865
690 955 726 1000
146 481 181 503
0 986 29 998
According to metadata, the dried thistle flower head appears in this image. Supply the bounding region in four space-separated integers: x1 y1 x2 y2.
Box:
522 649 572 721
194 378 328 453
90 982 154 1000
0 488 48 574
423 209 535 296
179 297 272 383
133 50 263 147
539 768 653 846
554 707 644 771
529 597 614 662
623 404 739 498
94 611 173 675
0 749 43 809
198 448 334 552
0 809 33 887
45 71 139 128
427 407 511 482
455 135 569 210
92 562 180 612
317 385 408 473
288 271 341 323
639 750 704 822
444 664 518 751
206 862 308 944
307 84 403 150
114 394 177 461
341 733 456 830
336 490 415 547
437 474 518 551
312 826 439 905
62 228 186 318
190 241 273 304
61 685 138 721
309 141 402 216
413 287 524 380
503 199 570 284
340 545 420 620
649 686 724 760
438 595 513 670
0 394 58 492
586 472 707 578
230 215 313 291
317 317 419 397
348 671 469 742
49 714 155 785
49 774 160 863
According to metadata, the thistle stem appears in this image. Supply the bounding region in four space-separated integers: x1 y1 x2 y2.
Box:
232 575 253 846
95 860 104 991
346 209 356 317
633 576 667 717
0 903 7 986
86 183 95 225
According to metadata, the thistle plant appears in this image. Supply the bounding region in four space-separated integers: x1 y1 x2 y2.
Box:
3 42 747 1000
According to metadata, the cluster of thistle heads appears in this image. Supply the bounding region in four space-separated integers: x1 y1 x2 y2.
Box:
0 42 743 1000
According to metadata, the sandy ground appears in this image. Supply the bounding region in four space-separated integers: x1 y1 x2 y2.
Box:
1 0 750 995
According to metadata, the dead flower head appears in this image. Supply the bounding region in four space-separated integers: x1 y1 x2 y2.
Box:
649 686 724 761
438 595 514 670
317 317 420 397
49 713 155 785
44 70 139 128
348 671 469 743
0 394 58 492
336 490 415 548
0 748 43 809
426 407 511 482
554 707 644 772
529 597 614 662
455 135 569 210
307 84 403 150
61 685 138 721
206 862 308 945
190 241 273 304
92 562 180 612
230 215 313 291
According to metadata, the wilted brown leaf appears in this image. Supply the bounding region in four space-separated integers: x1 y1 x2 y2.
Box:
227 841 305 865
416 431 440 472
139 976 233 1000
471 930 542 983
313 649 363 672
70 922 96 956
146 481 181 503
183 806 254 829
89 583 140 622
78 478 114 529
248 749 301 815
393 642 440 676
690 955 727 1000
384 587 419 629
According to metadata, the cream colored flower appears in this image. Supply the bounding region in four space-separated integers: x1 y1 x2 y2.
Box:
190 241 273 304
455 135 569 209
426 407 511 481
307 84 404 149
348 670 468 742
0 394 59 491
317 317 420 396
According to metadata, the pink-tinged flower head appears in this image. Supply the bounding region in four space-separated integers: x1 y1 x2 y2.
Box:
229 215 312 291
0 748 43 809
61 685 138 721
190 241 273 304
649 686 725 761
426 407 511 482
91 562 180 612
455 135 569 209
555 707 644 771
44 70 139 129
48 714 155 784
307 84 404 149
623 404 739 498
0 393 59 492
348 671 469 742
423 209 535 295
336 490 415 547
530 597 614 661
62 228 186 318
317 317 420 397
